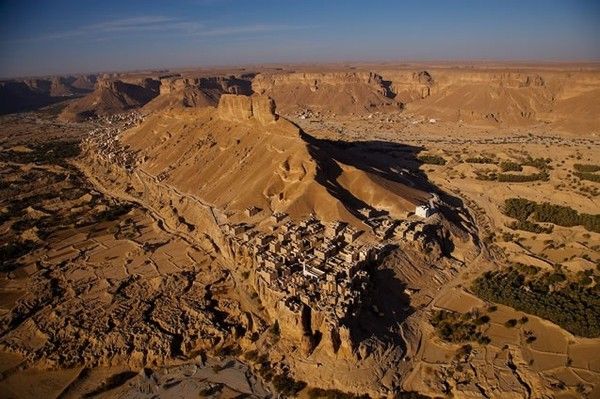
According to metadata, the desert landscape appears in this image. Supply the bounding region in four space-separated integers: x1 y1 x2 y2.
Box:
1 62 598 398
1 1 599 398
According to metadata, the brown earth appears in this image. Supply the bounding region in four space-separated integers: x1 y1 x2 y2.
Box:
0 62 599 399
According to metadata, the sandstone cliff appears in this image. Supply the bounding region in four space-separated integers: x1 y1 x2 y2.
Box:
376 67 600 132
144 75 253 112
252 71 401 115
250 67 599 133
217 94 278 124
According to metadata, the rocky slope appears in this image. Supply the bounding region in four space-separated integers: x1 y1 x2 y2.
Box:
71 95 477 396
59 77 160 121
120 94 437 224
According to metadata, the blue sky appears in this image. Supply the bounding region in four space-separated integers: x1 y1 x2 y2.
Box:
0 0 598 78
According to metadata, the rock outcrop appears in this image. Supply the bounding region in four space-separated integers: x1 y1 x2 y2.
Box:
59 78 160 121
250 95 277 124
252 71 401 115
144 75 254 112
217 94 278 124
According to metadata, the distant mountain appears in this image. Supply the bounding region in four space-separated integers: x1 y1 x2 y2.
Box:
59 78 160 121
0 74 97 114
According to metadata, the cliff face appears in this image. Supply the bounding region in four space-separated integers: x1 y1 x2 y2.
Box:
3 66 597 133
217 94 278 124
248 67 599 133
252 72 401 115
144 76 254 112
375 68 600 131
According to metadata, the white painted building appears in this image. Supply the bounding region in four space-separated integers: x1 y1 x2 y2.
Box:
415 204 435 218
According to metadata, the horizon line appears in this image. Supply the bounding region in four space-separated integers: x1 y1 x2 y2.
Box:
3 58 600 80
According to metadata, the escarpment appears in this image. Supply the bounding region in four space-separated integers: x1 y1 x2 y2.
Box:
144 75 254 111
375 68 600 131
4 66 597 133
252 71 402 115
217 94 278 124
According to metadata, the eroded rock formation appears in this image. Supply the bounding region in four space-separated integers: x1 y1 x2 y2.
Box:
217 94 278 124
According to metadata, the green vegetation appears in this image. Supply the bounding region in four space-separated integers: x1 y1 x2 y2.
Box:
574 171 600 183
508 220 553 234
503 198 600 233
472 268 600 337
505 319 518 328
513 262 540 276
504 198 537 220
465 157 496 164
496 171 549 182
521 157 552 170
418 154 446 165
0 141 80 166
500 161 523 172
430 309 491 344
473 156 551 182
574 164 600 173
475 171 549 182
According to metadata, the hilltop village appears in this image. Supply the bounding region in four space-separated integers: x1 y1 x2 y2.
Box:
222 202 440 342
80 110 444 346
76 101 455 362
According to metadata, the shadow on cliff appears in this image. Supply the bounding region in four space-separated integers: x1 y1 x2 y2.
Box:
351 261 414 350
300 131 466 226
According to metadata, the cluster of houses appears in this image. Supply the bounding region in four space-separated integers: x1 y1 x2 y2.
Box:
82 112 143 171
222 201 445 324
223 211 393 321
222 198 440 322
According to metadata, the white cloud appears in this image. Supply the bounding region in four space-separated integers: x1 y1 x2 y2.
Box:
6 16 311 44
197 24 313 37
7 15 203 43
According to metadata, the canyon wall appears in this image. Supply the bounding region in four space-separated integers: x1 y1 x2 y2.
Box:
252 71 401 115
217 94 278 124
377 68 600 132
